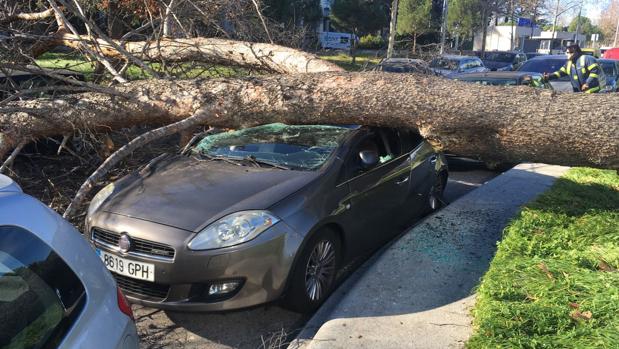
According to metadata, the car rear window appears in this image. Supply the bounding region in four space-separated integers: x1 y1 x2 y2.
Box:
193 123 353 171
519 59 570 81
0 226 86 349
483 52 516 63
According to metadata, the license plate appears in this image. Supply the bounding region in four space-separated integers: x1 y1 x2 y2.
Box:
97 249 155 282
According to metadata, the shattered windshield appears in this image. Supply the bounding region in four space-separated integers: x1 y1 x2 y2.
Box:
193 123 353 171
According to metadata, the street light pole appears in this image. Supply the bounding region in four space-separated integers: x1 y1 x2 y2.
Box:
387 0 399 58
574 0 583 45
439 0 448 54
614 15 619 47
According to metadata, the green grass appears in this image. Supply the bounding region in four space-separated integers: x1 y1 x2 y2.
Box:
36 52 96 80
468 168 619 348
35 52 247 81
318 52 382 71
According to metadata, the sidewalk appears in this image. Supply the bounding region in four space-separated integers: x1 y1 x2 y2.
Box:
289 163 569 349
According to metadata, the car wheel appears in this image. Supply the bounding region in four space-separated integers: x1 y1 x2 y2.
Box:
283 229 341 313
428 172 447 212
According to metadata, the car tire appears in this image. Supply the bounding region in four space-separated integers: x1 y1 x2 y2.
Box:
427 172 448 212
282 228 341 314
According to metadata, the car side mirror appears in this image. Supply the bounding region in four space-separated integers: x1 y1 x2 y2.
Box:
359 150 379 170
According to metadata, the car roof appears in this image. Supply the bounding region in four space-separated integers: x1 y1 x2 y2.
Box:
381 58 425 64
450 71 541 79
528 55 565 60
440 54 478 61
0 174 22 193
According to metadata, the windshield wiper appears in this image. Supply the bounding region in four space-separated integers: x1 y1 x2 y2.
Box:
244 155 290 170
198 153 243 166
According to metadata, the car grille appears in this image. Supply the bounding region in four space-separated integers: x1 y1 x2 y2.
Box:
112 272 170 300
92 228 175 260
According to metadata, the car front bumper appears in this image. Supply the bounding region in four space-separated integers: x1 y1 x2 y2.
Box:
87 212 304 312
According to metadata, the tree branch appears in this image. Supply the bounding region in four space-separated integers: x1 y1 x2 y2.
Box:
0 8 57 24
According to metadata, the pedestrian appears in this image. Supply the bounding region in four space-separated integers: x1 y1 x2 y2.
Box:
543 44 605 93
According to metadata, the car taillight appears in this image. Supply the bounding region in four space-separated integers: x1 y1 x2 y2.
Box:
117 287 134 320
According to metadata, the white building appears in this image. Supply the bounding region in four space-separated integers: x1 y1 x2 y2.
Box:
474 25 542 51
531 31 587 54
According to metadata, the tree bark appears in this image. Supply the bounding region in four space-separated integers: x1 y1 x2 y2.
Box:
1 73 617 169
31 34 343 74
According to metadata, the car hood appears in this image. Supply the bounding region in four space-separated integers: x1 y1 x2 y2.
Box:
100 155 320 232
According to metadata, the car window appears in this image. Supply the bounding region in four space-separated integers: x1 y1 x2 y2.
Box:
0 225 86 349
193 123 353 171
400 130 424 153
430 58 458 70
344 132 391 179
460 78 519 86
462 59 483 70
484 52 516 63
600 61 617 77
376 128 402 157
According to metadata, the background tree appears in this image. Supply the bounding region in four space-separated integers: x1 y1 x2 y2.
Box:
567 16 601 39
599 0 619 46
397 0 434 53
448 0 482 50
330 0 389 62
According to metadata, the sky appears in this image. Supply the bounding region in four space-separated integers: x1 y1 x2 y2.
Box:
584 1 609 24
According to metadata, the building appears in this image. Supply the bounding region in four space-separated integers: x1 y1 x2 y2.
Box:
474 25 542 51
529 31 587 54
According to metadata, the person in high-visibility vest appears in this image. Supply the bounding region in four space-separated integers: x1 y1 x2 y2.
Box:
543 44 605 93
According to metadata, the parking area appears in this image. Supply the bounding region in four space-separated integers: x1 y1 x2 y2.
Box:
134 166 500 349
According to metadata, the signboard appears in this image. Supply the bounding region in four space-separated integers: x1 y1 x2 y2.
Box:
517 18 532 27
319 32 356 50
591 33 599 42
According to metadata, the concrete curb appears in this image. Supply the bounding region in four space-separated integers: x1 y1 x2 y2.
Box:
288 163 570 349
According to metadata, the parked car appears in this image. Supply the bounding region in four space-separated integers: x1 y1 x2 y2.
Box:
374 57 434 74
518 55 607 92
475 51 528 71
525 52 547 60
86 123 448 313
602 47 619 60
518 55 576 92
582 48 601 58
0 175 138 349
430 55 488 77
449 71 552 89
598 59 619 92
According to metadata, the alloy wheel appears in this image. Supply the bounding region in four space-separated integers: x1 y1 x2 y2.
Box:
304 240 336 302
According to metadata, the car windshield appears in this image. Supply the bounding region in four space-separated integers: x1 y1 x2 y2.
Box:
430 58 459 70
192 123 352 171
483 52 516 62
519 58 569 81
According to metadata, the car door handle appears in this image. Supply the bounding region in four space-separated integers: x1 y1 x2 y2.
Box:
396 176 409 185
429 155 437 164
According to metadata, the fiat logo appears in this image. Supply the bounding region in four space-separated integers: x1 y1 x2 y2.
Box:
119 234 132 254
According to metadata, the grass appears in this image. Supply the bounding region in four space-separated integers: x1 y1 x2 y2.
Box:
318 52 382 71
35 52 248 81
468 168 619 348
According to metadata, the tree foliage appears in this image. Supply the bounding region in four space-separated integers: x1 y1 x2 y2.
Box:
397 0 434 36
330 0 389 34
567 16 601 38
447 0 482 37
263 0 322 25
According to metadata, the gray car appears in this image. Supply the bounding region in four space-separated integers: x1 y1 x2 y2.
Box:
430 55 488 77
0 175 138 349
86 124 448 313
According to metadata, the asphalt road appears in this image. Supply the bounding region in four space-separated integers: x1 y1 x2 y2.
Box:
135 164 500 349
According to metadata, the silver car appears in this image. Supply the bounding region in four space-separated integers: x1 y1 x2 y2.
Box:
0 175 138 349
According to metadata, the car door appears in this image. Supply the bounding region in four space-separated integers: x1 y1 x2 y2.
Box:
398 130 437 217
338 128 411 252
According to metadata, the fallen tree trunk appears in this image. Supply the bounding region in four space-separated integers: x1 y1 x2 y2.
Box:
1 72 617 169
32 34 344 74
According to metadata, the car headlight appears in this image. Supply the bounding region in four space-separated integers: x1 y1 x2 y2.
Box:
87 183 115 217
188 211 280 250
